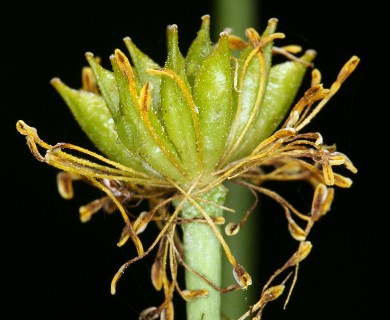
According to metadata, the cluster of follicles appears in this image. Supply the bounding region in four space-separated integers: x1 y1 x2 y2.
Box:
16 15 359 320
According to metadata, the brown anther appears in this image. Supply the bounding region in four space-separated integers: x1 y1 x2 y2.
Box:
287 219 307 241
81 67 99 94
228 34 248 50
233 263 252 288
139 306 160 320
261 284 285 303
289 241 312 266
57 172 74 200
225 222 240 236
311 68 322 86
311 184 332 221
79 198 104 223
279 45 302 54
117 222 132 247
160 302 174 320
151 252 164 291
181 289 209 301
133 211 151 235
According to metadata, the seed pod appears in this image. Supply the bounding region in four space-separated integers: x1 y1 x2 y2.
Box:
159 24 201 177
193 31 234 172
85 53 121 122
110 50 186 182
185 14 213 87
138 81 180 166
233 49 317 160
226 19 278 161
124 37 162 111
50 77 150 172
84 54 160 175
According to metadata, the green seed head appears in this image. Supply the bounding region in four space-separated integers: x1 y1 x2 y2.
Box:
50 16 324 189
16 15 359 319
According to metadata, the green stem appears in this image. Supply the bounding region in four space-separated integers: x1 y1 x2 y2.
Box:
213 0 260 39
213 0 260 318
175 184 228 320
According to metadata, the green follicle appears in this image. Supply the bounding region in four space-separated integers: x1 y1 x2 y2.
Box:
185 14 213 87
50 78 152 174
231 49 317 161
110 52 187 182
49 16 316 185
165 24 189 82
124 37 162 110
257 17 279 66
160 24 201 177
193 31 234 174
223 21 277 163
16 14 360 320
85 53 121 122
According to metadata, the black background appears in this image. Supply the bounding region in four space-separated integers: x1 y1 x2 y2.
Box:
4 0 387 319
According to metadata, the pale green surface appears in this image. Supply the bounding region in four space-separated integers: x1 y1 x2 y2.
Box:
213 1 260 318
213 0 260 39
178 184 228 320
193 33 234 173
